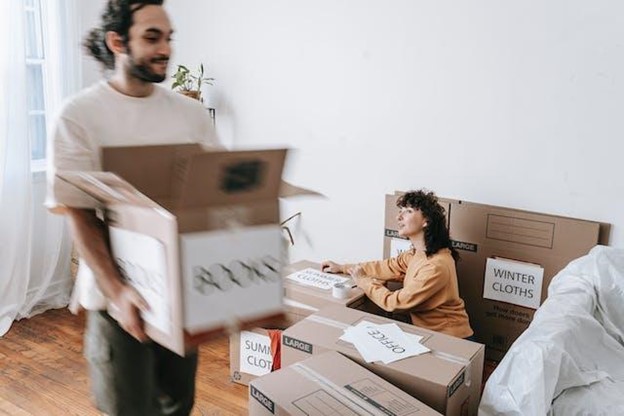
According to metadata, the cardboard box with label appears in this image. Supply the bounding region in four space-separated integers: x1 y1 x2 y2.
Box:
230 328 277 386
383 192 608 361
282 260 366 323
281 306 484 416
229 260 367 385
446 200 606 361
58 144 295 356
249 350 442 416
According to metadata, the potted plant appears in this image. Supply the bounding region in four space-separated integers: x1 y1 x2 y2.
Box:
171 63 214 102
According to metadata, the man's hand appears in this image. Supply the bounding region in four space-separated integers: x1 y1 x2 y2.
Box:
110 285 150 342
321 260 343 274
66 208 151 342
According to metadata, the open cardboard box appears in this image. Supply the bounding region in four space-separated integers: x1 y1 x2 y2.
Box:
58 144 317 356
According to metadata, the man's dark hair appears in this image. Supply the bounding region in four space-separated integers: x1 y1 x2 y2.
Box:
396 189 459 261
83 0 165 70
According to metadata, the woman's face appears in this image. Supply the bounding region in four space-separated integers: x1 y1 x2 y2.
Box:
396 206 427 238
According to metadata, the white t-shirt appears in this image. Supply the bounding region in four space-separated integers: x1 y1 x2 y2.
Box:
46 80 220 311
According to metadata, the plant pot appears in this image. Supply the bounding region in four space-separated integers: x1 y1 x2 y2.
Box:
178 90 201 101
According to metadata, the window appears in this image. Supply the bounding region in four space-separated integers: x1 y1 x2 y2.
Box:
24 0 47 165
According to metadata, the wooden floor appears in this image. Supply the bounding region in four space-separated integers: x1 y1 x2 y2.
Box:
0 308 248 415
0 309 499 415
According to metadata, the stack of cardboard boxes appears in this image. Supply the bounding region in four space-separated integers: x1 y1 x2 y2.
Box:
278 306 484 415
232 259 485 415
229 260 367 385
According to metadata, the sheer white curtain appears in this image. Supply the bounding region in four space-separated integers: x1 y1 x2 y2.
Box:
0 0 81 336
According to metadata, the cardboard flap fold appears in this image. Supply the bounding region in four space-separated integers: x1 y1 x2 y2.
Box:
57 171 155 206
173 149 287 208
101 145 314 210
279 181 324 198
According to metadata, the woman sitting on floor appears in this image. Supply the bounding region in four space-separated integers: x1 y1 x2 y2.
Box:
322 189 474 339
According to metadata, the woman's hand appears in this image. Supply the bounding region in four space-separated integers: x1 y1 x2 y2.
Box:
350 265 374 291
321 260 343 274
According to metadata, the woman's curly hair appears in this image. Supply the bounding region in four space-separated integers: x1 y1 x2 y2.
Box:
83 0 165 70
396 189 459 261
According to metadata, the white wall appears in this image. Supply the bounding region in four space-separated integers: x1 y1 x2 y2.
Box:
77 1 104 87
86 1 624 263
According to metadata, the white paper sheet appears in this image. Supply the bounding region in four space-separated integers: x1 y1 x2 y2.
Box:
390 238 412 258
181 225 283 333
109 227 171 335
285 268 349 290
239 331 273 377
340 320 430 364
483 257 544 309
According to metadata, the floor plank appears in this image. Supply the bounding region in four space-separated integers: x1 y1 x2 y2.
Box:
0 309 248 415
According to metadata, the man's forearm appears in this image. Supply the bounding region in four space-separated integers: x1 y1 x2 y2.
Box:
66 208 125 301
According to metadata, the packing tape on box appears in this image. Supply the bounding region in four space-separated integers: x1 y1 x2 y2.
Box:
291 362 390 415
304 314 472 387
283 298 318 313
306 314 351 330
432 350 472 387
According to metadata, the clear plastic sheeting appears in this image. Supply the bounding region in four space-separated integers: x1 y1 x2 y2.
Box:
479 246 624 416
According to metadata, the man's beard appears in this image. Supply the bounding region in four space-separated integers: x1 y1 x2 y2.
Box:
127 50 168 83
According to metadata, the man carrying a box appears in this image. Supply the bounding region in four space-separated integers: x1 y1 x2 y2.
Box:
46 1 219 414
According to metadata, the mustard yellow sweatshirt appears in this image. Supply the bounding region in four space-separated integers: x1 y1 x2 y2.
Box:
348 248 473 338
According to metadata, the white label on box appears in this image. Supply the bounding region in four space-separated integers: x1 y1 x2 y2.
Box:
340 321 430 364
390 238 412 258
285 268 349 290
239 331 273 377
483 257 544 309
109 227 171 335
181 224 284 333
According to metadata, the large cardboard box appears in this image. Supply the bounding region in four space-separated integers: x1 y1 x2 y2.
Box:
249 350 442 416
229 260 367 385
383 193 608 361
282 260 367 323
281 306 484 416
58 144 291 356
445 200 604 361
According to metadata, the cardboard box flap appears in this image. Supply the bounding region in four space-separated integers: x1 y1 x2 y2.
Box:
279 181 324 198
102 143 204 202
57 171 156 207
173 149 287 208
